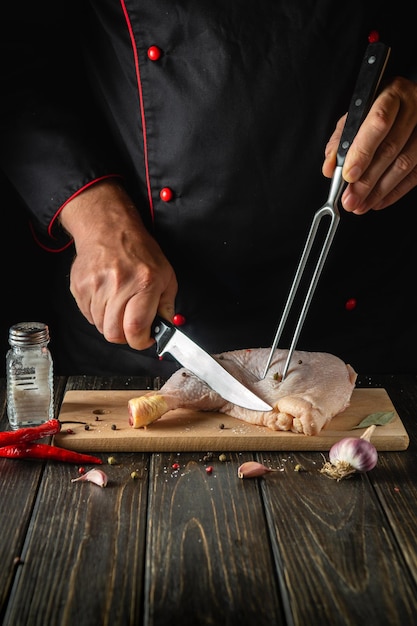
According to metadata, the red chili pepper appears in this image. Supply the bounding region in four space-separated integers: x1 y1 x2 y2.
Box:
0 443 102 464
0 419 61 448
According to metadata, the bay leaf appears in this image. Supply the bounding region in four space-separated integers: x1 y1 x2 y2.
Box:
352 411 395 429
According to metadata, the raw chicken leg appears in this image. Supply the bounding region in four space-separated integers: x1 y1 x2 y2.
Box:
128 348 357 436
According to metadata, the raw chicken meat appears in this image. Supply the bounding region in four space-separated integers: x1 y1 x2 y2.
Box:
128 348 357 436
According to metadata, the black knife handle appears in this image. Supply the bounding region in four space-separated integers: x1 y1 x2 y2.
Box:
337 41 391 167
152 315 175 355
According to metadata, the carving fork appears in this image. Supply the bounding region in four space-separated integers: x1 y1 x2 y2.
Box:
262 40 391 381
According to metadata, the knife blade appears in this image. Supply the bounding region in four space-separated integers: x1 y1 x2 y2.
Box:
152 316 272 411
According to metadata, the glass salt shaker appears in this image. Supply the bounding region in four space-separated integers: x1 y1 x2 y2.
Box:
6 322 54 430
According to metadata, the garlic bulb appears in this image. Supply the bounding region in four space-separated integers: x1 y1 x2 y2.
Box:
321 426 378 481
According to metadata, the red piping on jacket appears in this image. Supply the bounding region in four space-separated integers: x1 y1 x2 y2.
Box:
31 221 72 253
120 0 155 223
42 175 121 252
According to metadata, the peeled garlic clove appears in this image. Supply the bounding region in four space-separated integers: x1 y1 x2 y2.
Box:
238 461 274 479
71 468 108 487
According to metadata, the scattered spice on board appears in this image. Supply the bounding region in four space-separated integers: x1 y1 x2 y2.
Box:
294 463 305 472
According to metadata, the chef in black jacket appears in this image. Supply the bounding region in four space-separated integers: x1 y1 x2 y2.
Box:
1 0 417 377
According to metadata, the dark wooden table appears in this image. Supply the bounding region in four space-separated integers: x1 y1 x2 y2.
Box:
1 373 417 626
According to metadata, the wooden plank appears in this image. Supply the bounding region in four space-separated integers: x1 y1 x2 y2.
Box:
258 449 417 625
143 451 285 626
54 388 409 452
0 393 45 622
2 452 150 626
366 379 417 589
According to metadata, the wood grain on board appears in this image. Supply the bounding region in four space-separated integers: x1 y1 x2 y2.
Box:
53 388 409 452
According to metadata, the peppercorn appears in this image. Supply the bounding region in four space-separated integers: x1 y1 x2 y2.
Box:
111 424 117 430
219 453 227 462
131 471 139 480
206 466 213 474
107 456 117 465
84 424 90 431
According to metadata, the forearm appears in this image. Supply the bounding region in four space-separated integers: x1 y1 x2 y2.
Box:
59 180 146 246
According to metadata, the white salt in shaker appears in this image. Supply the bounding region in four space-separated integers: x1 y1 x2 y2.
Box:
6 322 54 430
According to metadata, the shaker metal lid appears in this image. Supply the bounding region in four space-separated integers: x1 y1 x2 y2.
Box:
8 322 50 346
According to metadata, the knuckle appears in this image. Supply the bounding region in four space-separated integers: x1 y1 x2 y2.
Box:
104 326 127 344
378 138 399 161
394 151 415 174
135 267 155 293
372 106 392 134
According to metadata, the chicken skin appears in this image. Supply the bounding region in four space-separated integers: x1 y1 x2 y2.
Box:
128 348 357 436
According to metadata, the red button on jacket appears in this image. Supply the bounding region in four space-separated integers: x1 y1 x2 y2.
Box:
160 187 174 202
147 46 162 61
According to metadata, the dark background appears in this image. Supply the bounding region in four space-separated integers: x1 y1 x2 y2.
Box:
1 171 55 377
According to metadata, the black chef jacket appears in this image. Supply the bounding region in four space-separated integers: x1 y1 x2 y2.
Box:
1 0 417 376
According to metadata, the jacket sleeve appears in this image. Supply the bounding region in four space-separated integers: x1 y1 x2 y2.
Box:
0 2 121 250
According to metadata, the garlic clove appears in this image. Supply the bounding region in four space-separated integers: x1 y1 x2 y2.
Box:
71 468 108 487
238 461 275 479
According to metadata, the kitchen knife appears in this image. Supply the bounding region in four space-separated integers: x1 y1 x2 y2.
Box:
152 315 272 411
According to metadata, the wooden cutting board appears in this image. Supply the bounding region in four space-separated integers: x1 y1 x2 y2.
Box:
53 388 409 452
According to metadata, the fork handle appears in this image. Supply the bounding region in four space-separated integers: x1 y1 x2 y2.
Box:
337 41 391 167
